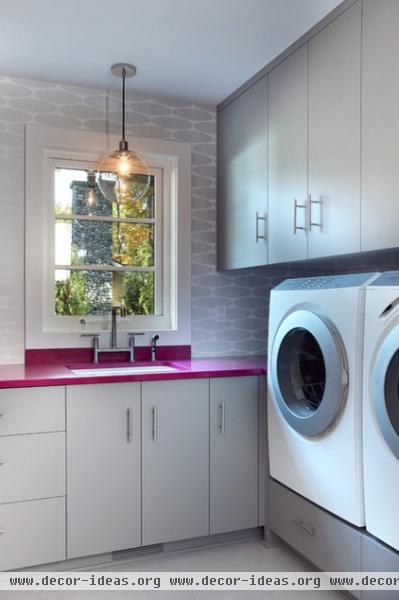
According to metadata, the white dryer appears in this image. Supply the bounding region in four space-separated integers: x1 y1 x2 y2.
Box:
268 273 378 527
363 271 399 550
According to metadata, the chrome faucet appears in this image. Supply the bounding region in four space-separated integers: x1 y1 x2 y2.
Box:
81 305 145 363
151 334 159 361
111 304 126 348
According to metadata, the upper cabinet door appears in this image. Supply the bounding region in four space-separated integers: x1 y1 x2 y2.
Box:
268 45 308 264
218 76 268 269
308 2 361 259
362 0 399 251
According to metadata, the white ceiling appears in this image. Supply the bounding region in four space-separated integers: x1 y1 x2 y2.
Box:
1 0 343 104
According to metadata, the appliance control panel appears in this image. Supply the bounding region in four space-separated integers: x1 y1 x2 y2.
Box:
370 271 399 287
274 272 378 290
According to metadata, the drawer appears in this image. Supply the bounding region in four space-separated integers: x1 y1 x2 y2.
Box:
0 386 65 435
0 432 65 503
0 497 65 570
269 478 362 573
362 534 399 600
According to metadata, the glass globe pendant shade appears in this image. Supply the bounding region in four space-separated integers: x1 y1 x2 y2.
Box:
97 62 151 205
97 142 151 205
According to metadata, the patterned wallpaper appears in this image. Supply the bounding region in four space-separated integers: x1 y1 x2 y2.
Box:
1 74 399 364
0 74 269 363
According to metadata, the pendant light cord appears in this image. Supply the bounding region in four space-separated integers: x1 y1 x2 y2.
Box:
122 67 126 143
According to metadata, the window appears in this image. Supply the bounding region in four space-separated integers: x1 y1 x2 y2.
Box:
53 163 161 318
26 126 191 349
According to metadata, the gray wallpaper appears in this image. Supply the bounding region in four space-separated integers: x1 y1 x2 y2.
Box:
0 74 271 363
1 74 399 364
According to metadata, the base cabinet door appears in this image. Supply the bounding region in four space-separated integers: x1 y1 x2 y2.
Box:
142 379 209 545
210 376 259 534
0 498 65 570
66 383 141 558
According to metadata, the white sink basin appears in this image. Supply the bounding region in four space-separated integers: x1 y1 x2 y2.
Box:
69 365 179 376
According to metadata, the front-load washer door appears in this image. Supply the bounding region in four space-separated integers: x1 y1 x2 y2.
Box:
373 324 399 459
270 309 348 436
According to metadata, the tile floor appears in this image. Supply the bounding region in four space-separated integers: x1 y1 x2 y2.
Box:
2 539 345 599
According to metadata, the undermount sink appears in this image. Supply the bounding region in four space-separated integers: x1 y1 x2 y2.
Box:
68 363 179 376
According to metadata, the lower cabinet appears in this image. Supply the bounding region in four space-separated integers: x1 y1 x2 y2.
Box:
210 376 259 534
362 536 399 600
142 379 209 545
0 375 262 569
0 385 66 570
269 478 361 599
66 383 141 558
0 497 65 571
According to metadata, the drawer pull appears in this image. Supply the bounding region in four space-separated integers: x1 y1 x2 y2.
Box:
219 402 225 435
126 408 133 444
292 519 315 536
152 406 157 441
255 212 266 243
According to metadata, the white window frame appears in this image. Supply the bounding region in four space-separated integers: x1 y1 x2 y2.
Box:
26 125 191 349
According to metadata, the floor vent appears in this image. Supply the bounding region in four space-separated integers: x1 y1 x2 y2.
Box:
112 544 164 562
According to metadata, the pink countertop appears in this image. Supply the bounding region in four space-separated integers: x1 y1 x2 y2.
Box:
0 357 266 389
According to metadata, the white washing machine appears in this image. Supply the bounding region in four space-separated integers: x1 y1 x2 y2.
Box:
268 273 378 527
363 271 399 550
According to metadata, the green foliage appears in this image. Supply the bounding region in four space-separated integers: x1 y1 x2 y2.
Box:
55 271 88 315
123 272 154 315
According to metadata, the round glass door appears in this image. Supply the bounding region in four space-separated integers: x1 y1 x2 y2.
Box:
373 325 399 459
277 328 326 416
270 310 348 436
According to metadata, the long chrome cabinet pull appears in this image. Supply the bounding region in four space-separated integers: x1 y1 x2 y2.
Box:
126 408 132 443
309 194 323 231
219 402 225 435
293 199 307 234
292 519 315 536
255 212 266 243
152 406 157 441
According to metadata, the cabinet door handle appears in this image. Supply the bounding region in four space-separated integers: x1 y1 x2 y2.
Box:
152 406 157 441
126 408 133 443
309 194 323 232
293 199 307 234
255 212 266 243
219 402 225 435
292 519 315 536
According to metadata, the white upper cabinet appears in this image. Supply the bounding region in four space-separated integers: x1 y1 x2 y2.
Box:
218 76 268 269
307 1 361 259
362 0 399 251
219 1 365 268
268 45 308 264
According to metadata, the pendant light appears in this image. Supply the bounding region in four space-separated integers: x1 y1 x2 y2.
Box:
97 63 150 205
